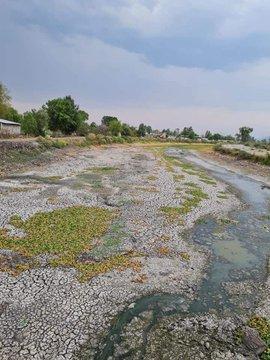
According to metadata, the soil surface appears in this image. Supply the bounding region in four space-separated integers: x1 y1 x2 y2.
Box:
0 144 269 359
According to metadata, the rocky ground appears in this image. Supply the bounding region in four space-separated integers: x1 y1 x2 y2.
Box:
0 144 268 359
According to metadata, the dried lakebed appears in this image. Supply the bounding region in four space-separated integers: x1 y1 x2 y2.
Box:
0 145 269 359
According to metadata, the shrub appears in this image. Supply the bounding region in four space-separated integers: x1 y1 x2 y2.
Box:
52 139 68 148
77 122 91 136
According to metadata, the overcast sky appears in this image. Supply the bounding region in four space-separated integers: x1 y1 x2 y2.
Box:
1 0 270 137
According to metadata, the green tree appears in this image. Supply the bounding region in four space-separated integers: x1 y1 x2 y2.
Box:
102 116 119 127
205 130 212 139
21 111 38 136
121 123 132 136
21 109 48 136
4 107 22 123
108 119 122 136
146 125 152 134
0 82 11 118
44 96 88 135
212 133 223 141
180 126 198 140
137 123 147 137
89 122 98 133
237 126 253 143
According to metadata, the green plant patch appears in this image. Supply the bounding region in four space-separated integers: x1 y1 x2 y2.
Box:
217 194 228 199
184 182 200 188
248 316 270 359
0 206 139 280
90 220 127 259
160 186 208 221
173 174 185 181
179 252 190 261
200 178 217 185
91 166 117 173
147 175 157 181
5 206 114 256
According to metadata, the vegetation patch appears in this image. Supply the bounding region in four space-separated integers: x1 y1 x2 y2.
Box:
184 182 200 188
0 206 140 280
90 166 117 173
248 316 270 359
179 252 190 261
90 220 127 259
173 174 185 181
157 246 170 256
147 175 157 181
135 186 159 193
161 186 208 221
199 178 217 185
160 206 183 221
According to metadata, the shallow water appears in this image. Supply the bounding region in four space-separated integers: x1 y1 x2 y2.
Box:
95 149 270 359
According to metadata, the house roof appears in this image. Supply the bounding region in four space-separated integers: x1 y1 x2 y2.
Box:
0 119 21 126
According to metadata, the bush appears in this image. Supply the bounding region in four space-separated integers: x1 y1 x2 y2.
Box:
37 136 54 149
37 136 68 149
96 134 107 144
52 139 68 148
77 122 90 136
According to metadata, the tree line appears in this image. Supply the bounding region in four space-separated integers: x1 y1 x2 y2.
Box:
0 82 266 144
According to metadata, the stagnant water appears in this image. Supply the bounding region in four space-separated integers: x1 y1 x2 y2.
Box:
95 149 270 359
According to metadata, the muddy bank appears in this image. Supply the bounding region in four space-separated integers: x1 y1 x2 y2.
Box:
202 150 270 186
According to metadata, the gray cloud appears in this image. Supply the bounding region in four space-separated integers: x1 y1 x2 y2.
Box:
1 0 270 137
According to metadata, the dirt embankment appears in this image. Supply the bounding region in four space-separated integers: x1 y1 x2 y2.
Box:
202 150 270 186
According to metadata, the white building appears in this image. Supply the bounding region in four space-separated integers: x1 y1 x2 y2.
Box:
0 119 21 135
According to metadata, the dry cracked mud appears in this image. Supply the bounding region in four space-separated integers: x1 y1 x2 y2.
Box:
0 144 269 359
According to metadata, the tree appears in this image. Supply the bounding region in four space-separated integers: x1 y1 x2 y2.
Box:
4 107 23 123
108 119 122 136
121 123 132 136
102 116 119 127
89 122 98 134
0 82 11 118
146 125 152 134
205 130 212 139
237 126 253 143
212 133 223 141
21 111 38 136
21 109 48 136
137 123 147 137
180 126 198 140
44 96 88 135
77 122 91 136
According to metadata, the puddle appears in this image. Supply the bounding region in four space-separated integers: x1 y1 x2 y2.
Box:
213 238 256 265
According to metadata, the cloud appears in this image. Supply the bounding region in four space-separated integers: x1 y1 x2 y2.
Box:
2 0 270 70
1 1 270 137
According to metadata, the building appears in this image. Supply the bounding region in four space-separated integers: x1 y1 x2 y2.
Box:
0 119 21 135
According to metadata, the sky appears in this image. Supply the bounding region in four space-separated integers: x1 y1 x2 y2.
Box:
1 0 270 137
